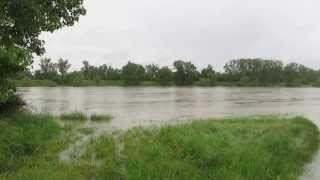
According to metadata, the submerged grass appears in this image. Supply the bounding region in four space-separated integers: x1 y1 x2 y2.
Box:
0 111 97 179
60 112 87 121
87 116 319 180
90 114 113 122
78 128 94 135
0 114 318 180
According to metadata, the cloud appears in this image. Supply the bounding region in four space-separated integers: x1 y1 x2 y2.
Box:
38 0 320 71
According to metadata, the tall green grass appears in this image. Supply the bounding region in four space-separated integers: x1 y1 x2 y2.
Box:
90 114 112 122
0 112 60 173
60 112 87 121
87 116 319 180
0 111 95 179
0 114 318 179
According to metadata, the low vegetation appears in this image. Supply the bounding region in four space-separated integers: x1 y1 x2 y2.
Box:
0 112 60 174
0 111 94 179
0 114 318 179
90 114 113 122
60 112 88 121
81 116 320 180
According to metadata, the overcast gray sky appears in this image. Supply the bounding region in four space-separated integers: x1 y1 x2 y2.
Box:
38 0 320 71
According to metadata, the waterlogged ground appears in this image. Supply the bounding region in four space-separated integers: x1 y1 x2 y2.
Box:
19 87 320 179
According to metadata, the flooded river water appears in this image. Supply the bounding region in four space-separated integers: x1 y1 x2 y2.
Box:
19 87 320 128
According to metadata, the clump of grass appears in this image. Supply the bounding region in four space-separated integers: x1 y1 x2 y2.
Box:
90 114 112 122
0 111 96 179
87 116 319 180
0 111 61 174
78 128 94 135
60 111 87 121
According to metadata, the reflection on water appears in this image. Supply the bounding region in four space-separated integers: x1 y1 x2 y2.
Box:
19 87 320 129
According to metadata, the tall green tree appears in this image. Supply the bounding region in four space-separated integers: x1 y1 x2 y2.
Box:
35 58 58 81
283 63 316 86
201 65 216 86
201 65 215 78
0 0 86 105
39 58 55 75
145 64 160 81
97 64 121 80
157 66 173 85
122 62 145 85
81 60 95 80
224 59 283 85
173 60 199 86
57 58 71 82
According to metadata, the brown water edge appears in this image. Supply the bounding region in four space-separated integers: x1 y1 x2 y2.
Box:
299 115 320 180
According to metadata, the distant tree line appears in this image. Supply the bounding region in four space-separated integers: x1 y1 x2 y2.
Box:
16 58 320 87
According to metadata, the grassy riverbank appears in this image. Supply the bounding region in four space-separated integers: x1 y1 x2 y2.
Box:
87 116 319 180
0 112 318 179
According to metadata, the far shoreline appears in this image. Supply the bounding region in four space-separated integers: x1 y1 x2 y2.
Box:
14 79 320 88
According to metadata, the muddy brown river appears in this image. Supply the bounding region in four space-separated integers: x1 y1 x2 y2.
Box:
19 87 320 128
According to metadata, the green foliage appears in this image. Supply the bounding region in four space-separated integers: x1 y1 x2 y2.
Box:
0 112 60 173
145 64 160 81
90 114 113 122
201 64 215 78
157 66 174 86
122 62 146 85
0 114 318 179
0 0 86 105
35 58 60 82
283 63 316 86
14 59 320 87
224 58 283 85
83 136 123 179
0 47 31 103
57 58 71 82
84 116 319 180
0 111 96 179
0 47 32 78
174 60 199 86
0 93 24 112
96 64 121 80
194 77 216 87
198 65 217 86
60 112 87 121
0 0 86 55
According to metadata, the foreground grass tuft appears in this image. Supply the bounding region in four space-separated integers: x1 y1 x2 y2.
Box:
0 111 60 174
60 112 87 121
0 111 96 179
90 114 113 122
88 116 319 180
